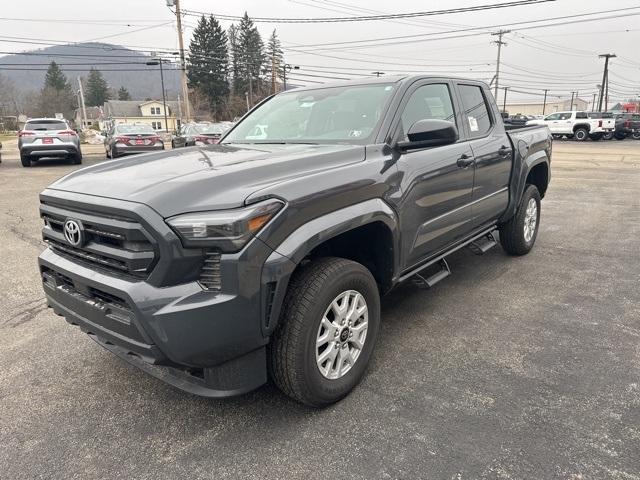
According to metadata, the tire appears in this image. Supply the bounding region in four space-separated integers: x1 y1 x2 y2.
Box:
603 132 614 140
70 152 82 165
573 128 588 141
499 184 541 256
632 131 640 140
110 146 119 159
20 154 31 167
269 257 381 407
589 133 603 141
614 133 626 140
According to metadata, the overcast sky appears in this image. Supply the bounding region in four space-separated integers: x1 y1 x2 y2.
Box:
0 0 638 104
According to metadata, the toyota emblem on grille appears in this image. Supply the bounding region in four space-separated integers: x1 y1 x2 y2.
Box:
63 219 84 247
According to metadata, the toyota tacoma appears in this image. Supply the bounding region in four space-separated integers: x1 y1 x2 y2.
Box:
38 76 551 407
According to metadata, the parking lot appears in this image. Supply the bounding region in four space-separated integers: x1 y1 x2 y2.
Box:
0 139 639 479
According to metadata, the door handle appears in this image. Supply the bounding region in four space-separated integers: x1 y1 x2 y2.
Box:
457 154 475 168
498 145 512 157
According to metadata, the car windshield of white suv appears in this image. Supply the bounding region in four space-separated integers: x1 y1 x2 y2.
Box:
223 83 396 145
25 120 67 131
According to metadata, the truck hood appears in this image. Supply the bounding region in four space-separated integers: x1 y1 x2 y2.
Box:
48 144 365 217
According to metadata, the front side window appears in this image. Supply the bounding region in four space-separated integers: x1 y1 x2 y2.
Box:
458 85 492 137
223 83 396 145
399 83 456 140
545 113 561 121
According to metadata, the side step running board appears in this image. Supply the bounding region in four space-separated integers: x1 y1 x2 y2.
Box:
469 231 498 255
411 259 451 289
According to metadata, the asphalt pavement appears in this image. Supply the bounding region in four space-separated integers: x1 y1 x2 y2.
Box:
0 139 639 479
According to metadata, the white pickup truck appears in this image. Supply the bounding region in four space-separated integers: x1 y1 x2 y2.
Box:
527 111 615 141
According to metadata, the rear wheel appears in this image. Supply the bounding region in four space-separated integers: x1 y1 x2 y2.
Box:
614 133 627 140
603 132 614 140
110 146 119 159
70 152 82 165
20 153 32 167
499 184 541 256
632 131 640 140
573 128 588 141
269 257 380 407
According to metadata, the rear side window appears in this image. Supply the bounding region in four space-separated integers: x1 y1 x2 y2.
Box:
458 85 492 137
399 83 456 140
25 120 67 131
576 112 588 119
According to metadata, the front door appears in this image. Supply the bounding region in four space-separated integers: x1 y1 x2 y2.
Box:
393 82 476 270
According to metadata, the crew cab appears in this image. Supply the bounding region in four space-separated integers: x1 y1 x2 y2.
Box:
38 76 551 407
527 110 614 141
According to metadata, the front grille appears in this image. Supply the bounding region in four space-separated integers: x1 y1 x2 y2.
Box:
40 201 157 279
199 250 222 291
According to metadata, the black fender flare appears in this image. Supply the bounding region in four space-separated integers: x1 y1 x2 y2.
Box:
260 198 400 336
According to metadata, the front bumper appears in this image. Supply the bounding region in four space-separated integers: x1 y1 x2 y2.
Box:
38 213 295 397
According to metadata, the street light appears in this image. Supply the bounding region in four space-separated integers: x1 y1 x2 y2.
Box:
282 64 299 91
146 57 170 133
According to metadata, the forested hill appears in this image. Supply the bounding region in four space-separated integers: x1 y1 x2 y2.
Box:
0 42 181 98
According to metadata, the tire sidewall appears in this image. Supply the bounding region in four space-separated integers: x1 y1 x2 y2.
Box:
298 265 380 405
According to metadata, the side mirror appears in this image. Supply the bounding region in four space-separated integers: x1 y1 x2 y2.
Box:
397 119 458 151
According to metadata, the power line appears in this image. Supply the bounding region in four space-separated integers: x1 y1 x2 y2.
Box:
179 0 554 23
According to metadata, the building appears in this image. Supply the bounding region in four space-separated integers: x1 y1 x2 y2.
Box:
102 100 182 132
74 106 104 130
504 97 590 116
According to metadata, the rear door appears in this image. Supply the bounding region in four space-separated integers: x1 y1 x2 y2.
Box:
454 82 512 228
392 80 476 270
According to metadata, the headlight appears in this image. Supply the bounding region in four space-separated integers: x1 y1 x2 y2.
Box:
167 199 284 252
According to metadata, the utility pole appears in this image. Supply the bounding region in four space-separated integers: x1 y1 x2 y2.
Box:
77 77 88 130
491 30 510 100
173 0 191 121
146 57 169 132
282 64 299 92
569 91 576 111
597 54 616 112
591 93 597 111
542 89 548 115
248 76 253 108
271 54 277 94
502 86 509 113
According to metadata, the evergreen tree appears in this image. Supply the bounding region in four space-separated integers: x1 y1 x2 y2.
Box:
44 61 69 91
85 68 110 106
187 15 229 114
266 29 284 92
40 62 76 119
117 86 131 100
236 12 265 98
228 24 240 95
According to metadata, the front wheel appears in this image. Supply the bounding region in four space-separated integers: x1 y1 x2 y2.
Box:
499 184 541 256
632 131 640 140
269 257 380 407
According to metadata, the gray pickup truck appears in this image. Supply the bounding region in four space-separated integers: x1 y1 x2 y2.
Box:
38 76 551 407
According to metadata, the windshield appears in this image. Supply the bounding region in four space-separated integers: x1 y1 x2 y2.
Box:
223 83 396 144
115 124 155 135
25 120 67 131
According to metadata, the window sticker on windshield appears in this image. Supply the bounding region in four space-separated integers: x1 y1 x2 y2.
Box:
348 130 363 138
468 116 479 132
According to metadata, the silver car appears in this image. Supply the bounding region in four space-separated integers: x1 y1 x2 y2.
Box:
105 124 165 159
18 118 82 167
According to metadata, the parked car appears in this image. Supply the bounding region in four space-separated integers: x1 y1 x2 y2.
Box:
104 124 164 159
527 111 615 141
38 75 551 407
504 114 529 127
612 113 640 140
18 118 82 167
171 123 226 148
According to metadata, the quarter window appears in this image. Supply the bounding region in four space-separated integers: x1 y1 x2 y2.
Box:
399 84 456 141
458 85 492 137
